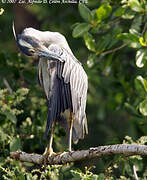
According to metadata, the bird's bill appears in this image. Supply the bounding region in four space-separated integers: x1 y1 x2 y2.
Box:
36 48 64 62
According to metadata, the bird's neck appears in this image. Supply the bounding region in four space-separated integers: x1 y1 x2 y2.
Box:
42 32 75 57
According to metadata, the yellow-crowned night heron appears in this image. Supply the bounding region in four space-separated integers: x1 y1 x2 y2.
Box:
13 25 88 156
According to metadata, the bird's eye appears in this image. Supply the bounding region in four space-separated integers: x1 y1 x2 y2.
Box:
29 50 35 54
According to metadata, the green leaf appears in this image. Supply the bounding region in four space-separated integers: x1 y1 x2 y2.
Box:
129 28 141 37
3 109 17 124
71 22 80 30
10 136 22 152
91 9 98 22
71 170 82 178
131 15 142 33
117 33 139 42
139 31 147 46
78 3 92 22
122 10 135 19
124 102 139 116
72 23 91 38
128 0 143 12
87 54 97 68
18 175 26 180
135 76 147 98
98 173 105 180
84 33 96 52
139 37 147 46
96 4 112 22
136 76 147 93
96 32 119 54
136 49 147 68
125 162 132 176
139 99 147 116
114 7 125 17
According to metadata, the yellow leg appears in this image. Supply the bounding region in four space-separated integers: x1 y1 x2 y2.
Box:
41 121 56 165
68 112 73 152
46 120 56 155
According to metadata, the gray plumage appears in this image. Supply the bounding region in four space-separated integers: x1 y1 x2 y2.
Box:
38 44 88 143
13 27 88 145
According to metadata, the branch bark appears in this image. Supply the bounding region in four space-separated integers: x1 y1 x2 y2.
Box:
99 43 128 56
10 144 147 165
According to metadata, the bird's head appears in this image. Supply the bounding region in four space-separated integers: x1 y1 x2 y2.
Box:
16 34 41 56
13 26 73 58
16 33 53 58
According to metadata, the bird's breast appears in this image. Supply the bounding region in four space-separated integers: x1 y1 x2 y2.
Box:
48 61 56 74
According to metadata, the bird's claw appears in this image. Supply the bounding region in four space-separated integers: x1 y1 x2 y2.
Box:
68 149 74 155
40 147 56 167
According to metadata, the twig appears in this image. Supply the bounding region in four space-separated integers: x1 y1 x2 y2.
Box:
99 43 128 56
142 22 147 35
108 17 121 25
10 144 147 165
133 165 139 180
3 78 13 94
98 22 147 57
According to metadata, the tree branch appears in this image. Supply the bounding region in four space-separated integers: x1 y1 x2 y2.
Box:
142 22 147 35
99 43 128 56
3 78 13 94
10 144 147 165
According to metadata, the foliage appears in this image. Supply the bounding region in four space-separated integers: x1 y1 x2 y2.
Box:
0 0 147 179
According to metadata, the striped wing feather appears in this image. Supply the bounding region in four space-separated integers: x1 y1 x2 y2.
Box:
38 44 88 143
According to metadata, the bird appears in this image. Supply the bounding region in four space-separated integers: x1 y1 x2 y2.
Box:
13 25 88 158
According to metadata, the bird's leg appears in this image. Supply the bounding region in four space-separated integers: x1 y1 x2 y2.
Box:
46 120 56 155
68 112 73 152
41 121 56 165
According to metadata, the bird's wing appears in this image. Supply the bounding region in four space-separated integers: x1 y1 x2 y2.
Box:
39 44 88 142
53 44 88 143
38 59 50 99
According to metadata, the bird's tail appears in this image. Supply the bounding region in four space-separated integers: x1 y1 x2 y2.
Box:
72 114 88 144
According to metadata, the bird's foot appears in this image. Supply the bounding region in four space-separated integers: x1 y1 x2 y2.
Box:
68 148 74 155
40 147 56 167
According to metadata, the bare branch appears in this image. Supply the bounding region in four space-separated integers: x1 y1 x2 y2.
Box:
108 17 121 26
100 22 147 57
142 22 147 35
10 144 147 165
3 78 13 94
99 43 128 57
